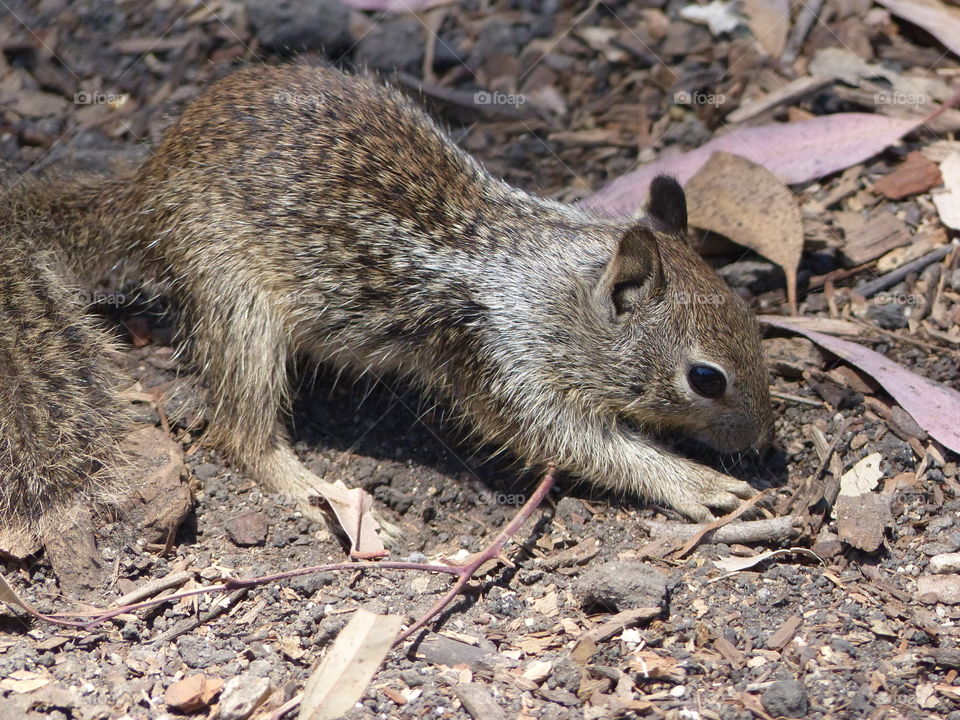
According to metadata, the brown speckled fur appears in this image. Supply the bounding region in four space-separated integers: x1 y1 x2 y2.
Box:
2 64 771 525
0 235 129 542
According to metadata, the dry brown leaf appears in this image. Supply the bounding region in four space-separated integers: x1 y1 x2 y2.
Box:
740 0 790 57
313 478 384 556
298 609 403 720
712 548 822 572
164 674 224 713
685 152 802 312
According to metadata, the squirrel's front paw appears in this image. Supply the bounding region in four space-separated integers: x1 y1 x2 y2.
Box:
664 469 756 523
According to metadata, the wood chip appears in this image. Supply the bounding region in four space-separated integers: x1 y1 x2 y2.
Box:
836 493 891 553
164 674 224 712
873 151 943 199
766 615 803 650
838 209 912 266
713 636 746 668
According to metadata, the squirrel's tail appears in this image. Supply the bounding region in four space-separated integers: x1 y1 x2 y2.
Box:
1 169 138 284
0 176 134 548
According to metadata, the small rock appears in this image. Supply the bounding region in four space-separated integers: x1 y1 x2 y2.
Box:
244 0 350 54
761 679 808 718
193 462 220 481
354 16 426 72
811 530 843 560
717 260 782 294
400 669 424 687
165 674 224 713
866 302 907 330
414 634 495 669
949 268 960 292
916 574 960 604
555 497 590 525
573 560 667 612
220 674 272 720
226 512 269 546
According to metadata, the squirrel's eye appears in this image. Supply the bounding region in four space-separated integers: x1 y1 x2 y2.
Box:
688 364 726 399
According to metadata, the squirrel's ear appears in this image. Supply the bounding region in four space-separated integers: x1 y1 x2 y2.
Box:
647 175 687 236
603 226 664 315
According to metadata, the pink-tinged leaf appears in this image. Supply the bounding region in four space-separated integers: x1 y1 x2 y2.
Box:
762 315 960 454
583 114 921 215
339 0 450 11
875 0 960 59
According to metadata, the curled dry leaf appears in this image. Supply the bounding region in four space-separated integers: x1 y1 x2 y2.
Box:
583 114 922 215
684 152 802 312
761 316 960 454
0 571 40 616
299 609 403 720
874 0 960 59
713 547 822 572
313 478 385 556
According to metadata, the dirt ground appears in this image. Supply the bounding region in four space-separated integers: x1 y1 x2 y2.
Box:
2 0 960 718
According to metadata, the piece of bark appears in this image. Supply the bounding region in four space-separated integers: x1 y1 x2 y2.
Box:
44 506 104 598
119 427 192 543
836 492 891 552
838 209 912 266
165 674 224 712
873 151 943 199
766 615 803 650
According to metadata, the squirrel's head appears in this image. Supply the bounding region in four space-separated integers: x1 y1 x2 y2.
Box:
583 175 772 452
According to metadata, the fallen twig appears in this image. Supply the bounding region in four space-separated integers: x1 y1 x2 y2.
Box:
392 465 556 644
668 491 767 559
855 241 957 298
1 466 558 644
640 515 802 546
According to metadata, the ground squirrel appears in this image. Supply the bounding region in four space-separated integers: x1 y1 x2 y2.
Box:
1 64 772 535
